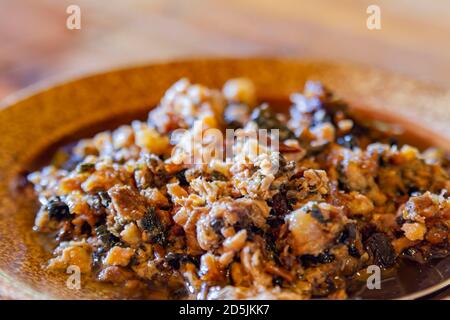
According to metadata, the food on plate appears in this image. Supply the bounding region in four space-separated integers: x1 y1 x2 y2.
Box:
28 78 450 299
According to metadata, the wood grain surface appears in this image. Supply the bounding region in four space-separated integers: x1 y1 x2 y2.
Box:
1 0 450 100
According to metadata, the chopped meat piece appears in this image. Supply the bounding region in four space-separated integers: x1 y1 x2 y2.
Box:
98 266 135 283
104 247 135 267
402 222 427 241
345 192 374 216
402 192 441 222
286 202 347 256
108 185 148 221
48 241 92 273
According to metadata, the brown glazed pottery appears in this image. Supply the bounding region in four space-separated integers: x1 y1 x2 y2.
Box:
0 58 449 299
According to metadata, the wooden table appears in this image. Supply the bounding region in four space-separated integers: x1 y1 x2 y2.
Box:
1 0 450 100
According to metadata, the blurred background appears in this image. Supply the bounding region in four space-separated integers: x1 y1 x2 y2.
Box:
1 0 450 100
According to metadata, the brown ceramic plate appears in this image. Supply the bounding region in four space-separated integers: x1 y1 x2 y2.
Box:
0 58 449 299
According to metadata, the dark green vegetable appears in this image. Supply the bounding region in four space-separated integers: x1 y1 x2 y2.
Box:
76 162 96 173
210 218 224 234
337 134 359 150
269 191 290 216
365 233 396 268
250 104 295 141
98 191 112 207
210 171 227 181
299 251 335 267
87 192 111 214
175 169 189 186
310 204 327 223
337 223 362 258
47 197 71 221
266 215 284 228
164 252 198 269
95 225 120 248
139 207 167 245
